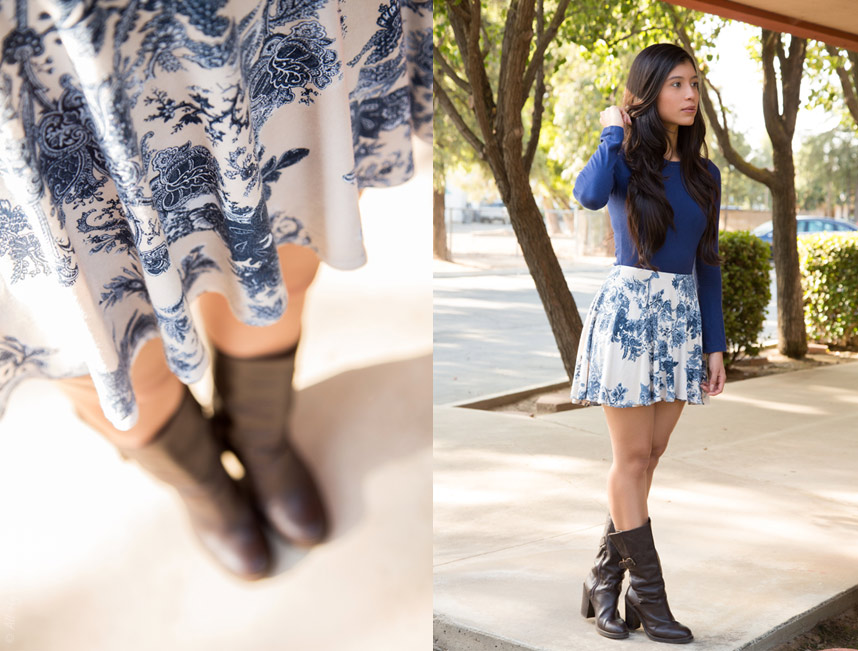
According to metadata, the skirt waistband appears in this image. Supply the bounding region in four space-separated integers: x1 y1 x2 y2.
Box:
611 264 693 280
607 264 696 302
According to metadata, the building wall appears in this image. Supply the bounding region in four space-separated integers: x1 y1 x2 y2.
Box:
719 209 771 232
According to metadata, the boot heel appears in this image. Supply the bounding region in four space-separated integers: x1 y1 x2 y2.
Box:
624 597 641 630
580 583 595 619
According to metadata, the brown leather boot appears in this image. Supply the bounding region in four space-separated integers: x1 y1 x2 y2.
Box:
118 389 271 580
608 518 693 644
212 346 328 547
581 514 629 639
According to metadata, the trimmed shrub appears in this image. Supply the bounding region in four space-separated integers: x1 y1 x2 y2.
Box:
798 232 858 348
719 230 772 366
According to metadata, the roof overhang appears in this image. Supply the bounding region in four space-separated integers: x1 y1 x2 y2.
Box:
661 0 858 51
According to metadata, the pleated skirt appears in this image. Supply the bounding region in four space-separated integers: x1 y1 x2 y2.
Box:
569 265 708 408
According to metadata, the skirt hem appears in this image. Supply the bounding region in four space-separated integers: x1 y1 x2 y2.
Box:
569 395 707 408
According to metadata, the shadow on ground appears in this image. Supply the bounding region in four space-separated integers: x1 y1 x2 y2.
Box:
1 354 431 651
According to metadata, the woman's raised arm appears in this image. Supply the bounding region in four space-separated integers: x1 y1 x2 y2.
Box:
572 107 629 210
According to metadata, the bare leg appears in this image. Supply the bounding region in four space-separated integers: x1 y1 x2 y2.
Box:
604 404 655 531
58 338 184 448
646 400 685 496
196 243 320 357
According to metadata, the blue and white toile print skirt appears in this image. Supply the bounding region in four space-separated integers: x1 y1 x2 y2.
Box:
0 0 431 430
570 265 708 408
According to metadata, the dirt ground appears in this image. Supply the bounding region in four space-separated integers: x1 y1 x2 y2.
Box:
725 347 858 382
769 605 858 651
486 346 858 416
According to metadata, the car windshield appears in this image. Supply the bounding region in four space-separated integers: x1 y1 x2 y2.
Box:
752 221 772 236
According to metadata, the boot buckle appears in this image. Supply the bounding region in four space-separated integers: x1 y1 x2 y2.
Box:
619 557 636 570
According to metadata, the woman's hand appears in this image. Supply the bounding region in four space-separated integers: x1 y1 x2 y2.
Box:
702 351 726 397
600 106 632 129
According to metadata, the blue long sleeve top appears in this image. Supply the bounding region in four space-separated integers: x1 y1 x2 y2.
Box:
573 125 727 354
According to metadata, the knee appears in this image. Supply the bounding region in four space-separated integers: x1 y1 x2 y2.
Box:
611 451 651 478
649 442 668 465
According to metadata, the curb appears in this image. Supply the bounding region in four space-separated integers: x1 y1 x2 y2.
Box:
433 614 540 651
437 378 570 411
735 584 858 651
434 586 858 651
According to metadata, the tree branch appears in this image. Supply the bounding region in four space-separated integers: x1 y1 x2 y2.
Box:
826 44 858 126
524 72 545 174
445 0 508 191
775 35 787 76
433 45 471 94
669 6 774 186
761 29 787 145
709 82 731 141
851 51 858 97
603 26 660 49
703 77 775 186
524 0 545 174
446 1 473 76
480 23 494 62
448 0 470 21
781 33 807 136
522 0 572 99
447 0 494 143
434 75 486 157
495 0 536 143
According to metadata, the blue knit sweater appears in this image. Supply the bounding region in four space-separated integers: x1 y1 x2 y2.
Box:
573 125 727 354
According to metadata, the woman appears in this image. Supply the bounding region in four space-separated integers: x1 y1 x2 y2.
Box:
0 0 431 581
572 43 727 643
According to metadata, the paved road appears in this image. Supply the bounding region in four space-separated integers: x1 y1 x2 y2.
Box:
434 227 778 404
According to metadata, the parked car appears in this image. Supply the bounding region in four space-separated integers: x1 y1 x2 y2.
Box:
474 200 510 224
751 216 857 246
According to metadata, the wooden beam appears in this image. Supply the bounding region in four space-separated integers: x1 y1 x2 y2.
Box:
662 0 858 51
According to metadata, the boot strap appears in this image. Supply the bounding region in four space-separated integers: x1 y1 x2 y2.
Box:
619 557 636 570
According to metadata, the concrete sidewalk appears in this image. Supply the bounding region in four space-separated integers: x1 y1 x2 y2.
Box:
434 361 858 650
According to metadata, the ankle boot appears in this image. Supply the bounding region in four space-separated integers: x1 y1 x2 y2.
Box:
117 389 271 580
608 519 693 644
581 514 628 639
212 346 327 547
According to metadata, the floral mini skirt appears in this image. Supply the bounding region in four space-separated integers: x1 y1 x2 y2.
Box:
570 265 708 408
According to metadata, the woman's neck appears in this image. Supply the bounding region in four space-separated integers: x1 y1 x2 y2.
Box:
664 126 679 161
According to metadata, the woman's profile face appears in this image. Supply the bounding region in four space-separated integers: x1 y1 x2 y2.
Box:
655 59 699 130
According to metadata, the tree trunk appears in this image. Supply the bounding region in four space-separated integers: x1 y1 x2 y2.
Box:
545 209 561 235
433 187 450 261
493 0 582 381
438 0 581 381
770 151 808 357
673 21 808 358
506 172 583 379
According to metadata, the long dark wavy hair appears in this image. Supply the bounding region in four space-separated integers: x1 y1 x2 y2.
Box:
622 43 721 270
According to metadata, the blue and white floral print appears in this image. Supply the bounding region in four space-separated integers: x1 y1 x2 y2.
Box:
570 265 708 407
0 0 432 430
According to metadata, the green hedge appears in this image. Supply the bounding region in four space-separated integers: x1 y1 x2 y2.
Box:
798 232 858 348
719 231 772 366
